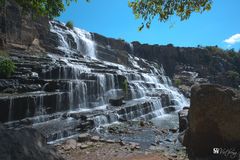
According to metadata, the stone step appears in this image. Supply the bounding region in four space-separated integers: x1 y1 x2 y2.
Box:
0 91 69 122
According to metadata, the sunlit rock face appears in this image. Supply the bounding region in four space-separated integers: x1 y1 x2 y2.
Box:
0 0 49 50
0 19 188 142
184 84 240 157
129 42 240 89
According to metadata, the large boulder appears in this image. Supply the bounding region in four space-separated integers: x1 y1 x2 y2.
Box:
0 124 64 160
184 84 240 157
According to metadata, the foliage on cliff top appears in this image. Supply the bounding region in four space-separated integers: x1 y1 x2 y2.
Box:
128 0 213 31
205 46 240 63
226 70 240 79
1 0 212 29
0 0 89 18
66 21 74 29
204 46 240 81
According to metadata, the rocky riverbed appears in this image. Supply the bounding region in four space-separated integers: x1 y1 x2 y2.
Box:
55 120 188 160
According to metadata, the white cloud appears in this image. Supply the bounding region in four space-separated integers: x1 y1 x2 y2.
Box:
224 33 240 45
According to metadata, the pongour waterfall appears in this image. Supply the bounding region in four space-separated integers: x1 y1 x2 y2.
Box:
3 20 188 142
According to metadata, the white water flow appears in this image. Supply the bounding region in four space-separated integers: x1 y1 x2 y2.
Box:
8 98 13 121
49 21 189 112
28 21 191 143
50 21 96 58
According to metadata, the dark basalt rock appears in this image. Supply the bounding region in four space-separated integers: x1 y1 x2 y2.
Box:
0 92 70 122
0 79 19 91
0 124 64 160
163 106 176 113
160 94 170 107
178 108 189 132
42 81 61 92
93 33 132 53
109 97 124 106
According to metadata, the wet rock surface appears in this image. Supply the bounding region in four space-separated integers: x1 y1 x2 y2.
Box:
109 97 124 106
0 49 186 123
0 46 187 144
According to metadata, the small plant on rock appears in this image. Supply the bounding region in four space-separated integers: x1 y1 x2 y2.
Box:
66 21 74 29
174 79 181 86
0 57 16 78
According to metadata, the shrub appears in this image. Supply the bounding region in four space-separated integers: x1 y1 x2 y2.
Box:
117 38 125 42
66 21 73 29
226 70 240 80
174 79 181 86
153 63 160 69
0 58 16 78
228 52 240 59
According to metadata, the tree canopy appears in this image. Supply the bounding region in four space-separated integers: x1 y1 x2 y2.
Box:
0 0 89 18
128 0 213 31
1 0 212 29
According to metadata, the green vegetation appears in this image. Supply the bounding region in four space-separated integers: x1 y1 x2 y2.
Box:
1 0 212 31
226 70 240 88
153 63 160 69
66 21 74 29
227 49 240 58
0 57 16 78
205 45 239 55
174 79 182 86
117 38 125 42
205 46 240 66
206 45 224 53
226 70 240 80
0 50 15 78
128 0 212 31
0 0 90 18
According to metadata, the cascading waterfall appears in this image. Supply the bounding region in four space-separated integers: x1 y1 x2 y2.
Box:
74 27 96 58
50 21 96 58
3 20 189 143
56 92 62 111
8 98 13 121
50 22 69 52
68 81 74 109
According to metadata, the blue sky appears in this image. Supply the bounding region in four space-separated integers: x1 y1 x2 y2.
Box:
58 0 240 51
